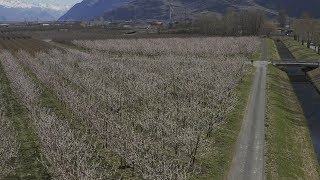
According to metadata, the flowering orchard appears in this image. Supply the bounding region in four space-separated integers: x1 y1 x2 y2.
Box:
73 37 259 57
0 36 259 179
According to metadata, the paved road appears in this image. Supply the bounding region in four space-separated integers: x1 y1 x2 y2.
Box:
228 38 267 180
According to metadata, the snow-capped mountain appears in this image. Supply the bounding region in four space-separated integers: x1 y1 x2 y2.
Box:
0 0 71 11
0 0 73 21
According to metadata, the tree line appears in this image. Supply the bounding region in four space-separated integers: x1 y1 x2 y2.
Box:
292 14 320 54
192 8 274 36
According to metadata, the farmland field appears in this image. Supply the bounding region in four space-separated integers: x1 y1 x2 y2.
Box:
0 35 259 179
0 32 51 53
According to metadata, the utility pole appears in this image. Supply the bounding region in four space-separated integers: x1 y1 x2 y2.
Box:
134 5 137 21
184 7 187 27
169 0 172 24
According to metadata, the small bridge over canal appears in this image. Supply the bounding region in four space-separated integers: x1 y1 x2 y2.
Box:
271 60 320 72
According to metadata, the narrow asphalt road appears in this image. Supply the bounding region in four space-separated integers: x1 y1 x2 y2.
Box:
228 38 267 180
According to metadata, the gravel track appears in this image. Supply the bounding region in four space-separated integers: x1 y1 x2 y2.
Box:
228 38 267 180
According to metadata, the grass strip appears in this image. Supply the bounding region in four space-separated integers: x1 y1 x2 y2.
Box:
266 38 280 60
265 65 320 179
193 67 255 179
308 68 320 92
0 59 50 179
282 39 320 60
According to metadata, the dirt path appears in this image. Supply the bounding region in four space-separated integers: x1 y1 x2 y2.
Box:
228 38 267 180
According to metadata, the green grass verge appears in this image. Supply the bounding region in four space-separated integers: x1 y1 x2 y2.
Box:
193 67 255 179
0 61 50 179
282 39 320 60
265 65 320 179
266 38 280 60
308 68 320 92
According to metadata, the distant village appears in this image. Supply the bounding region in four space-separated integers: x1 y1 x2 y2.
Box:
0 18 167 30
0 14 295 37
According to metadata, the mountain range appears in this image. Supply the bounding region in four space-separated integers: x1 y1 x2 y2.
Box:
1 0 320 22
59 0 128 21
60 0 320 22
0 6 64 22
0 0 70 22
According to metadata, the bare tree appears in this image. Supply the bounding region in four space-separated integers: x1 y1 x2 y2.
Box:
293 13 318 48
192 13 222 35
278 9 288 28
312 22 320 54
223 8 239 36
192 9 266 36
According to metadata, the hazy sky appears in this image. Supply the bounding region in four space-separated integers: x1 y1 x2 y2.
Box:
29 0 82 7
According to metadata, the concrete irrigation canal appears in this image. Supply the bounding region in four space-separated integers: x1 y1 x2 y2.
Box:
275 40 320 160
